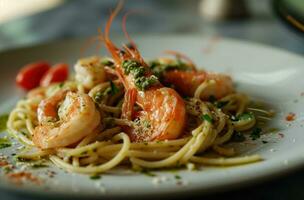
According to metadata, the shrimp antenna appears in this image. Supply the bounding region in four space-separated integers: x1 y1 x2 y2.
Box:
122 11 137 50
104 0 124 62
80 35 102 57
164 50 197 71
121 10 148 66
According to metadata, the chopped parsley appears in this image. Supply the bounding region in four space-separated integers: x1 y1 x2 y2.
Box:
2 165 13 174
94 91 106 103
110 81 119 95
149 59 189 79
31 163 49 169
140 169 156 177
58 83 64 88
101 59 114 67
142 120 151 128
0 138 11 149
231 112 254 122
201 114 213 123
174 175 181 180
94 82 119 103
215 101 229 108
231 131 246 142
90 174 101 180
237 112 254 121
122 60 141 74
250 127 262 140
134 75 158 91
262 140 268 144
122 60 158 91
0 114 8 132
14 156 32 162
20 131 28 136
183 96 191 101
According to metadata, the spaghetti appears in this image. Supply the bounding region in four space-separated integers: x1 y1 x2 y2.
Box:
7 73 271 174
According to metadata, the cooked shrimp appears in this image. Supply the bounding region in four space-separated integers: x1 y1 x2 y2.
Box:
74 56 108 90
152 58 234 99
100 5 186 142
33 90 100 149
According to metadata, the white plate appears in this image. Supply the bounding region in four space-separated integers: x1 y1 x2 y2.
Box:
0 35 304 199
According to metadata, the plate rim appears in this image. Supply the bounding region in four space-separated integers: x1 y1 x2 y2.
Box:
0 34 304 198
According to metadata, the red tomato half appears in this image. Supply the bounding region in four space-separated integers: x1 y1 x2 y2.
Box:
16 61 51 90
40 63 69 87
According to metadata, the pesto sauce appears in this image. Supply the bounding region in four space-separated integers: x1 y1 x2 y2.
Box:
0 114 8 132
140 169 156 177
149 59 189 79
122 60 158 91
90 174 101 180
0 137 11 149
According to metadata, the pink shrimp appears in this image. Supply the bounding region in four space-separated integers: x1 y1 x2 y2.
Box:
154 56 234 100
99 3 186 142
33 90 100 149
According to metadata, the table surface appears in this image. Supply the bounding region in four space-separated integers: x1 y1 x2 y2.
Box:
0 0 303 199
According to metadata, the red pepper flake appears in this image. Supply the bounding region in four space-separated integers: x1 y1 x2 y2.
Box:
278 133 285 138
7 172 42 185
285 112 296 121
0 160 9 167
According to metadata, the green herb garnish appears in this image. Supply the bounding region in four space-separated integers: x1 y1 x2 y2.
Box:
123 60 158 91
141 169 156 177
149 59 189 79
94 81 121 103
58 83 64 88
250 127 262 140
201 114 213 123
110 81 119 95
237 112 254 121
31 163 49 169
262 140 268 144
142 120 151 128
94 91 104 103
174 175 181 180
90 174 101 180
231 131 246 142
20 131 28 136
15 156 31 162
0 114 8 132
2 166 13 174
0 138 11 149
101 59 114 67
215 101 229 108
122 60 141 75
134 75 158 91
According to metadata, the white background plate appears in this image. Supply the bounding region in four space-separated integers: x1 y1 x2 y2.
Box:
0 35 304 199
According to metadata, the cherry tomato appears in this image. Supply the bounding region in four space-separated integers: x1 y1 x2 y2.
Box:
16 61 51 90
40 63 69 87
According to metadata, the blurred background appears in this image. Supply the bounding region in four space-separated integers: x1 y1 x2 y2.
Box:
0 0 304 199
0 0 303 53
